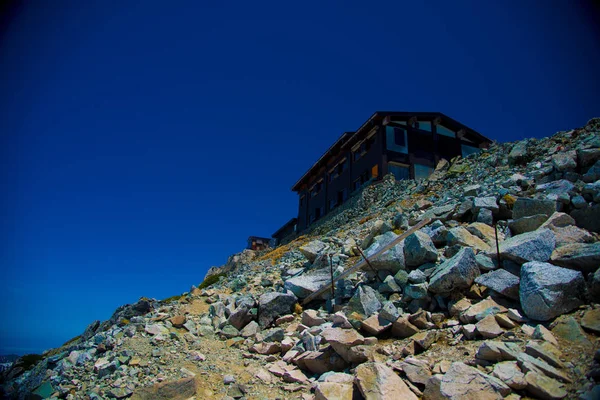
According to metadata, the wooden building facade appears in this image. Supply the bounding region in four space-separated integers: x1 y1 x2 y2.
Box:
291 111 492 231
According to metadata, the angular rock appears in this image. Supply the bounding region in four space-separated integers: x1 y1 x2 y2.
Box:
258 291 298 327
399 357 432 386
347 285 383 318
571 204 600 233
404 231 438 267
391 316 420 338
227 306 253 330
315 380 354 400
378 275 402 293
360 314 392 336
551 316 592 348
302 309 326 327
321 327 365 363
130 377 197 400
364 232 406 273
475 269 520 300
550 242 600 273
476 341 520 362
447 226 491 252
460 297 507 323
581 308 600 334
284 269 331 299
497 229 556 264
524 371 567 400
552 151 577 171
299 240 327 262
509 214 548 235
492 361 527 390
355 362 418 400
472 196 499 214
145 323 169 336
519 261 585 321
476 315 504 339
516 352 572 383
513 198 557 220
423 362 511 400
429 247 480 294
525 341 564 369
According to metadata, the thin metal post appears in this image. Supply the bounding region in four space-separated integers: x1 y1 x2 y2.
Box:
353 246 384 283
494 222 503 269
328 254 335 298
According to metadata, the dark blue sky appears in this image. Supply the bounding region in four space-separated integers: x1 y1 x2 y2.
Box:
1 1 599 355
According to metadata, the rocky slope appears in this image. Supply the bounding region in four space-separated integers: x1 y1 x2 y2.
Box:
2 119 600 400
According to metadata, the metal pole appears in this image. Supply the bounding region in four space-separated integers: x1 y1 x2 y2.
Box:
328 253 335 298
353 246 384 283
494 222 503 269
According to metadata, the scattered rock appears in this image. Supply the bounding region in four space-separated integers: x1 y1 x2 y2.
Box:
355 362 418 400
519 261 585 321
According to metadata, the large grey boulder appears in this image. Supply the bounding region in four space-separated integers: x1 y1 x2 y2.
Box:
519 261 585 321
404 231 438 267
512 198 557 220
472 197 499 214
299 240 327 262
429 247 480 294
284 269 331 299
496 229 556 264
347 285 383 317
550 242 600 273
423 362 511 400
258 291 297 327
363 231 405 273
475 269 520 300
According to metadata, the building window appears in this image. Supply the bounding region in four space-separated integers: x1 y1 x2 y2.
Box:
388 162 410 181
309 213 315 224
315 206 323 220
461 144 480 157
353 138 375 162
300 195 305 206
310 181 323 197
415 121 432 132
414 164 434 180
386 126 408 154
329 198 337 210
353 177 361 191
338 158 348 174
437 125 456 138
371 164 379 179
338 188 348 204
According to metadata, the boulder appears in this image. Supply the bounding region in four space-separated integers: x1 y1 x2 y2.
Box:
472 197 499 214
496 229 556 264
423 362 511 400
476 315 504 339
130 377 197 400
519 261 585 321
258 291 298 327
301 309 326 327
447 226 491 252
512 198 557 220
299 240 327 262
550 242 600 273
404 231 438 267
524 371 567 400
460 297 507 323
475 269 520 300
399 357 432 386
321 327 365 363
347 285 383 317
284 269 331 299
509 214 548 235
364 231 406 273
391 316 420 338
581 308 600 334
429 247 480 294
492 361 527 390
227 306 253 330
571 204 600 233
355 362 418 400
508 141 529 165
552 151 577 171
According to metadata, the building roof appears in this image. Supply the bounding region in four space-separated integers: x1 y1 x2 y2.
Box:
271 218 298 237
291 111 491 192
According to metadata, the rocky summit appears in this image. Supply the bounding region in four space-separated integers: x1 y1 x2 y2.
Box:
2 119 600 399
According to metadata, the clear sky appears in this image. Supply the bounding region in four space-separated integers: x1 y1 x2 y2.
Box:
1 1 599 355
